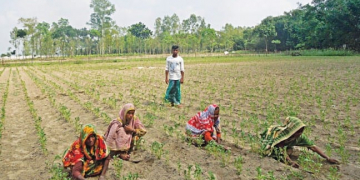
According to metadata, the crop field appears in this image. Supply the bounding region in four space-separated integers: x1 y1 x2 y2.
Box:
0 55 359 180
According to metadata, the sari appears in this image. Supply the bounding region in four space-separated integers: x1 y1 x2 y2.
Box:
62 124 109 177
104 103 147 152
186 104 221 142
260 116 314 157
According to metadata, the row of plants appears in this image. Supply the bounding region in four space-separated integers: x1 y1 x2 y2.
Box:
35 66 118 109
0 68 10 154
17 68 48 154
35 65 164 128
27 67 113 124
23 68 83 133
26 57 359 179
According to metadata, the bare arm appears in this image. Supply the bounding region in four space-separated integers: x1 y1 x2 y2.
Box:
180 57 185 83
180 71 184 83
99 158 110 180
165 70 169 84
308 146 339 164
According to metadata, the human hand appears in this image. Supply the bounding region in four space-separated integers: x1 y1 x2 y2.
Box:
289 161 299 168
216 138 221 144
180 78 184 84
124 125 135 134
99 175 106 180
165 79 169 84
327 158 339 164
223 146 230 151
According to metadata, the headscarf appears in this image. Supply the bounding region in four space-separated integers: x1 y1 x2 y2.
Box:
118 103 136 125
186 104 220 135
63 124 109 175
260 117 306 156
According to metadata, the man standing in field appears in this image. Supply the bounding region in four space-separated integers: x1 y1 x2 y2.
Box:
165 45 184 108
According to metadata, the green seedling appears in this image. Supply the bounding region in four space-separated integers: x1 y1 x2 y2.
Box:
327 166 340 180
113 157 123 178
234 155 244 175
208 171 216 180
194 164 203 180
122 172 138 180
48 155 71 180
151 141 164 159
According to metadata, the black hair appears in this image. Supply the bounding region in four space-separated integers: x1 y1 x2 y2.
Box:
172 45 179 50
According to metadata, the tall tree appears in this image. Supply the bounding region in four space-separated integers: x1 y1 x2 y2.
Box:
35 22 51 57
199 27 217 52
18 17 38 58
128 22 153 54
128 22 153 40
88 0 116 55
254 16 277 52
10 28 27 58
9 27 20 57
51 18 76 57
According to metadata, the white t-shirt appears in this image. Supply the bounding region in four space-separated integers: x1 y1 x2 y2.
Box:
165 55 184 80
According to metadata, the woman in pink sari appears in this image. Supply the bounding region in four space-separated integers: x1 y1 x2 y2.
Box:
104 103 147 160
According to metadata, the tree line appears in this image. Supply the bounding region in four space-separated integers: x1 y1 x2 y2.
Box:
4 0 359 58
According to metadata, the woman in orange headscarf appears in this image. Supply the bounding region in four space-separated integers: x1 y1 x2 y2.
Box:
63 124 110 180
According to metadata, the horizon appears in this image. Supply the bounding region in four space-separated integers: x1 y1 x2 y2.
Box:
0 0 313 54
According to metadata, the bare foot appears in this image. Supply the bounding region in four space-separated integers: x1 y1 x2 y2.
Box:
223 146 231 151
119 153 130 161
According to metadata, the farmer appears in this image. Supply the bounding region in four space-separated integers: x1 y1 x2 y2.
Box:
165 45 185 108
104 103 147 161
260 116 339 168
62 124 110 180
185 104 222 146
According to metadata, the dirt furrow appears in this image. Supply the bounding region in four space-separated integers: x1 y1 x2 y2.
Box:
18 68 76 160
27 67 113 129
0 68 9 144
0 68 47 179
31 66 251 179
24 67 109 131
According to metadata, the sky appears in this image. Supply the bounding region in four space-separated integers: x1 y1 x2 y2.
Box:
0 0 313 54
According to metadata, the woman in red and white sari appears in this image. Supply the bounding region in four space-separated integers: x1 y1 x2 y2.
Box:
186 104 222 145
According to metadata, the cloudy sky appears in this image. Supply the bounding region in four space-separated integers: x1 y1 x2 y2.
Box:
0 0 313 54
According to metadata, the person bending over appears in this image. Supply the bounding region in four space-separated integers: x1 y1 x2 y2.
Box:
186 104 222 146
260 116 339 168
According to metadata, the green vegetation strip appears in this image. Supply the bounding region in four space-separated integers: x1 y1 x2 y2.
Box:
23 67 82 133
17 68 48 155
34 67 117 109
26 67 112 124
0 68 11 154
